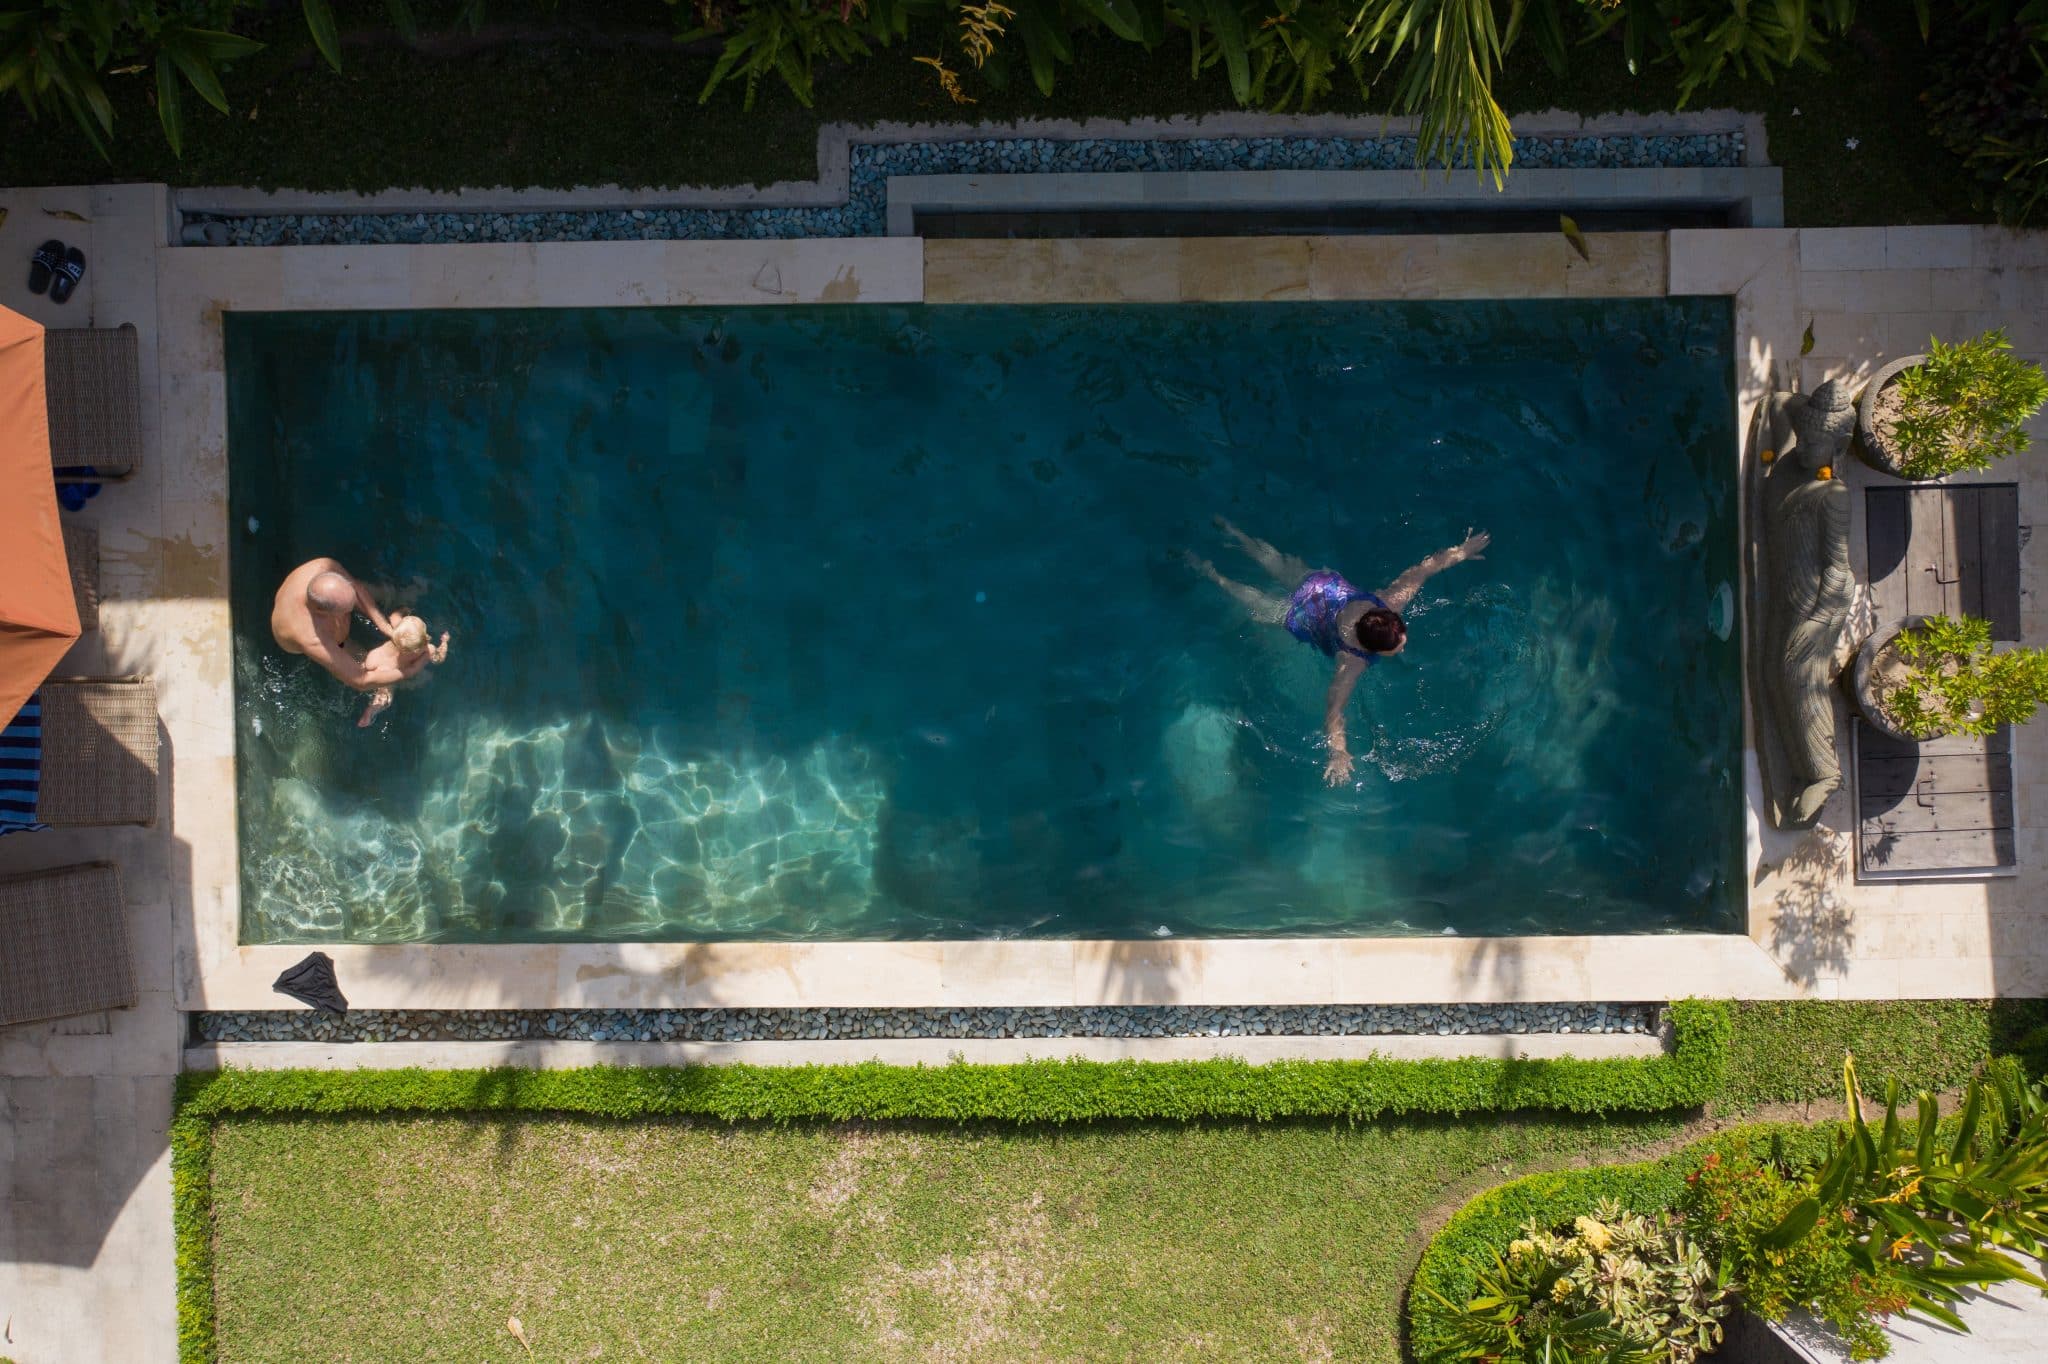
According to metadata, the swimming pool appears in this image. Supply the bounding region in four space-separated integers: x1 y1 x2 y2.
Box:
227 300 1742 944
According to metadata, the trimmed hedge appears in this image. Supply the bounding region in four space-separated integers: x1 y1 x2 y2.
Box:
173 999 1729 1362
178 999 1730 1125
1406 1122 1839 1364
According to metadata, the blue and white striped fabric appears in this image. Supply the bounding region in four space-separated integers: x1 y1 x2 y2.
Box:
0 693 48 836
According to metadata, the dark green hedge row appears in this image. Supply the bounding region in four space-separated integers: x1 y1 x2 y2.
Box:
1406 1122 1839 1363
172 998 1728 1362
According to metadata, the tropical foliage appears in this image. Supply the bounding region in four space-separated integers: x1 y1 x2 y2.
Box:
0 0 261 156
1924 0 2048 226
0 0 1927 183
1885 614 2048 741
1425 1057 2048 1362
1887 328 2048 478
685 0 1883 182
1423 1199 1728 1362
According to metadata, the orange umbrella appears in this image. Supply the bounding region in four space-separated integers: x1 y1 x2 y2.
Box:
0 305 80 728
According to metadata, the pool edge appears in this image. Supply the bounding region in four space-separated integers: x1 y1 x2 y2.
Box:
155 228 2026 1011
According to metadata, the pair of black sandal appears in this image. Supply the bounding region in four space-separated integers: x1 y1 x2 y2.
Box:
29 240 85 304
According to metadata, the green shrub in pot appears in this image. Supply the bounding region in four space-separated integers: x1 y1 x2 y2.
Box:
1877 330 2048 479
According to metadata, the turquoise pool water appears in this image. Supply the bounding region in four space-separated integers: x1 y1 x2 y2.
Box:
227 301 1742 944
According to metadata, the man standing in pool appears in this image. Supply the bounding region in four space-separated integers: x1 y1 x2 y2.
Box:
1185 519 1491 786
270 557 429 693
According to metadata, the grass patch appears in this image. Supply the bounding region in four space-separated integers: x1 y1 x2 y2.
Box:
206 1110 1684 1363
173 1009 1729 1360
0 2 1978 226
1721 999 2048 1110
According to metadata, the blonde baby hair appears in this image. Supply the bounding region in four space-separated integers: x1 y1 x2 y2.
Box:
391 615 430 655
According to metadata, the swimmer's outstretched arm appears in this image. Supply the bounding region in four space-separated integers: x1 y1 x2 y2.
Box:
1321 652 1368 786
1381 529 1491 612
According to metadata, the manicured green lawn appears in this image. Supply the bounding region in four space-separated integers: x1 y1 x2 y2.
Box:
208 1112 1681 1363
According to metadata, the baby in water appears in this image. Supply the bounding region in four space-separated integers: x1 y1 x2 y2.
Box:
357 613 450 728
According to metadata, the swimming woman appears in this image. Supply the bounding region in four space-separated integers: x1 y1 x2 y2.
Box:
1185 518 1491 786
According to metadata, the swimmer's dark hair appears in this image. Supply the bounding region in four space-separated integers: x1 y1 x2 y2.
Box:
1356 607 1406 654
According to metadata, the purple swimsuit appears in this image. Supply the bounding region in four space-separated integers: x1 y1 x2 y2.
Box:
1284 571 1385 662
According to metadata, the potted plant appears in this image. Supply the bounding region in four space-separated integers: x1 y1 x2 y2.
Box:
1853 614 2048 742
1856 328 2048 478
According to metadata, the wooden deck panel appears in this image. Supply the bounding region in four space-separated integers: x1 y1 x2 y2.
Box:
1863 484 2021 638
1854 721 2017 878
1860 826 2018 874
1980 484 2021 640
1860 752 2013 797
1857 790 2013 832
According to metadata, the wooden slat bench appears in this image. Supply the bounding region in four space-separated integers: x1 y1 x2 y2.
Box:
1855 483 2024 881
1854 722 2017 878
1864 484 2021 638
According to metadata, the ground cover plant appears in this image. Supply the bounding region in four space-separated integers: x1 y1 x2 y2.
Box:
1719 998 2048 1110
0 1 1981 227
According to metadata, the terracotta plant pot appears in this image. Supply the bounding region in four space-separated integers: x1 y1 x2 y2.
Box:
1852 619 1932 743
1854 353 1928 477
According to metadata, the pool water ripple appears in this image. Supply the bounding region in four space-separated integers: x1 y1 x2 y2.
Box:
228 301 1742 943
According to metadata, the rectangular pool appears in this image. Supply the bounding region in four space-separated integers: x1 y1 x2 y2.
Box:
227 300 1742 944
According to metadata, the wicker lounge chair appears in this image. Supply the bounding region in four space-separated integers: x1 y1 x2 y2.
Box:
61 521 98 633
44 324 142 481
0 862 136 1026
35 677 158 826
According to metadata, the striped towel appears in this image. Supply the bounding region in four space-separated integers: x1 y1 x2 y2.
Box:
0 693 47 836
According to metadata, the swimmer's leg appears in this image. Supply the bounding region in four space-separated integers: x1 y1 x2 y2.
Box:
1182 551 1287 625
358 687 394 729
1214 516 1313 585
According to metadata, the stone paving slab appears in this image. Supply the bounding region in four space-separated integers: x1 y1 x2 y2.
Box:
186 1028 1662 1071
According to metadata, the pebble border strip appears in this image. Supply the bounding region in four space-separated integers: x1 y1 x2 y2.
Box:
195 1001 1661 1044
201 132 1743 246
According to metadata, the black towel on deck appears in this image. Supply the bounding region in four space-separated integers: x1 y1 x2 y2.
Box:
272 951 349 1014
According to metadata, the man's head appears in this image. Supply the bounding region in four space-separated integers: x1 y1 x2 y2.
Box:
1356 607 1407 655
390 615 429 656
306 571 355 617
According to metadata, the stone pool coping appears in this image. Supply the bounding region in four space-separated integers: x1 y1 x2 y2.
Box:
43 212 2014 1012
184 1031 1666 1069
144 225 1818 1013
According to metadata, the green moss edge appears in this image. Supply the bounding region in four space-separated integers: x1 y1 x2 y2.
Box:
171 998 1729 1361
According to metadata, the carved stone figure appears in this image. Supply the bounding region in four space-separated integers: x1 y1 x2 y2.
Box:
1758 380 1856 828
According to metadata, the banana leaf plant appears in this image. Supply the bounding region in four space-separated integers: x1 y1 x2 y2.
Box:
1760 1055 2048 1333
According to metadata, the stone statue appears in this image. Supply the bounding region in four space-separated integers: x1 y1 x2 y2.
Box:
1757 380 1855 828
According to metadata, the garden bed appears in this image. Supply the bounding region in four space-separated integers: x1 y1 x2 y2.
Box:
175 1000 2048 1361
0 1 1977 228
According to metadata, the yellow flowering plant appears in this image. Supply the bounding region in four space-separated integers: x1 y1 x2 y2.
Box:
1425 1199 1727 1363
